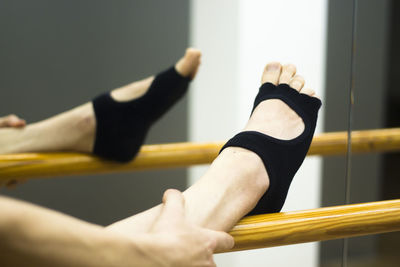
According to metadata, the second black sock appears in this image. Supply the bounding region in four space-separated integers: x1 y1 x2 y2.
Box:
92 67 190 162
220 83 321 215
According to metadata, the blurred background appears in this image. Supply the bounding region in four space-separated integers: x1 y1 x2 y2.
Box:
0 0 398 266
0 0 190 231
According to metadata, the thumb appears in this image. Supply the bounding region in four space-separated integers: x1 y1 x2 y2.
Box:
158 189 185 226
0 117 9 127
203 229 235 253
0 115 25 128
9 118 26 127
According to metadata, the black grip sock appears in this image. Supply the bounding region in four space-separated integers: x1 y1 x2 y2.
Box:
220 82 321 215
92 66 190 162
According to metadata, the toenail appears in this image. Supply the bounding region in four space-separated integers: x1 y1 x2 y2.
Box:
267 64 280 71
285 65 296 73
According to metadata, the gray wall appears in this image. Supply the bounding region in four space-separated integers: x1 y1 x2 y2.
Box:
0 0 189 225
321 0 390 265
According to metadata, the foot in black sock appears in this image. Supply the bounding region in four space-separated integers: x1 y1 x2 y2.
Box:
92 48 201 162
220 62 321 215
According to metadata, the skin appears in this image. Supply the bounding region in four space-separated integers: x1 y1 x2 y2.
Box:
0 114 26 128
0 50 320 264
0 189 233 267
0 48 201 155
0 48 235 266
107 62 320 236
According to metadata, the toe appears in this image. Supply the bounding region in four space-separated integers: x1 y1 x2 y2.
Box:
175 48 202 79
300 87 315 96
300 87 321 101
289 75 305 91
185 47 202 59
301 88 321 100
279 64 297 84
261 62 282 85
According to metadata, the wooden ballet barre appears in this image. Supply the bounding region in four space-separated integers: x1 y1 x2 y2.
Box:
226 199 400 252
0 128 400 183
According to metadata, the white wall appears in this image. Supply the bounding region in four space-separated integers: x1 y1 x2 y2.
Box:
189 0 327 266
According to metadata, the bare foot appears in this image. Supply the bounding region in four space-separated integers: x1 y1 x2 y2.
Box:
245 62 318 138
106 62 321 234
183 61 321 227
91 48 202 161
111 48 201 102
105 61 321 236
0 48 201 155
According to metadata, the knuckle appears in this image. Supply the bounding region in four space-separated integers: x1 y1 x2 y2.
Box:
163 188 181 199
207 238 217 251
164 188 176 194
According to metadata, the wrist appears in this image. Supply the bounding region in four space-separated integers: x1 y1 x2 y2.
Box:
102 230 158 267
129 233 177 267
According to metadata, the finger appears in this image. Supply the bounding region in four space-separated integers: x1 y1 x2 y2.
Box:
6 179 27 189
0 118 8 127
9 114 26 127
9 119 26 127
159 189 185 225
203 229 235 253
0 114 26 128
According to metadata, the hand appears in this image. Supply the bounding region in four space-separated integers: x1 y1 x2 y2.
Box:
0 114 26 188
0 114 26 128
144 189 234 267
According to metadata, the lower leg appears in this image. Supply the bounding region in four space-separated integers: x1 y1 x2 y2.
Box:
182 147 268 230
108 62 321 234
0 103 95 154
108 147 268 234
0 49 201 156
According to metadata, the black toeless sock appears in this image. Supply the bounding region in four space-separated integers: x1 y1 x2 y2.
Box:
92 66 190 162
220 82 321 215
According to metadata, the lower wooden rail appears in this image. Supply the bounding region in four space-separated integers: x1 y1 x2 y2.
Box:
228 199 400 252
0 128 400 183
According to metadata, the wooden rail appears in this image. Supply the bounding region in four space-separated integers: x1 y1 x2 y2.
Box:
0 128 400 183
227 199 400 252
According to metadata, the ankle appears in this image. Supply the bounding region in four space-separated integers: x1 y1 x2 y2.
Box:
183 147 270 229
217 147 269 196
111 76 154 102
63 103 96 152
